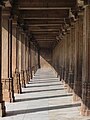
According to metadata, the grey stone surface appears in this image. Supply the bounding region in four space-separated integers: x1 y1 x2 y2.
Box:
0 69 90 120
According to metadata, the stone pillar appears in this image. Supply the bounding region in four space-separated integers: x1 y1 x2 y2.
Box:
64 34 68 87
16 27 24 88
16 25 20 71
8 17 15 102
35 48 38 73
64 29 70 86
25 36 29 84
81 5 90 116
67 25 74 93
12 20 21 94
19 29 26 88
67 28 72 92
31 44 35 78
61 37 65 82
38 49 41 69
2 8 15 102
28 40 30 82
73 11 83 102
28 41 31 81
30 42 33 79
13 25 22 93
59 40 64 81
12 20 17 76
33 47 35 74
0 5 6 117
34 47 38 73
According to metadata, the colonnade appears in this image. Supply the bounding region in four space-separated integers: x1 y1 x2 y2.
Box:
0 6 40 116
0 2 90 118
52 5 90 116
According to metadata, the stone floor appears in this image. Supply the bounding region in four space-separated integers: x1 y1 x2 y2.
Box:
1 69 90 120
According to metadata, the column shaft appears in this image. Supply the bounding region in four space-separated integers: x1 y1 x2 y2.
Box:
73 13 83 101
81 5 90 116
0 5 6 117
2 8 14 102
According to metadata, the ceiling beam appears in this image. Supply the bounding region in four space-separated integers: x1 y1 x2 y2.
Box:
19 9 70 18
24 18 65 20
29 29 59 32
28 24 62 27
19 7 71 10
36 39 56 41
35 36 56 39
32 31 58 34
18 0 77 8
38 41 54 42
25 20 64 26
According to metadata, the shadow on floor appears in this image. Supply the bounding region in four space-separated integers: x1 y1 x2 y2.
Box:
33 77 58 79
26 83 62 88
6 103 81 117
22 88 64 94
29 81 60 84
16 94 72 102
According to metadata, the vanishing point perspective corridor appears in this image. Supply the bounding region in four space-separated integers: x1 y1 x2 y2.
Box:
0 0 90 119
1 69 90 120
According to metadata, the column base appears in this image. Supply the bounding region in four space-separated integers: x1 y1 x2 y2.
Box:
20 71 26 88
64 83 68 89
30 70 33 79
80 103 90 116
67 84 73 93
67 71 74 93
24 70 28 84
14 84 22 94
80 82 90 116
61 79 64 83
25 70 30 84
73 92 81 102
13 70 22 94
2 78 15 102
0 101 6 117
73 81 82 102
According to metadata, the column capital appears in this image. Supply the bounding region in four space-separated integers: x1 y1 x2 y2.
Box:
2 7 11 18
78 10 84 16
67 27 71 34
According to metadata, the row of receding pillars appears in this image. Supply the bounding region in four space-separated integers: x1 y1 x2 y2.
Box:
52 5 90 116
0 7 40 116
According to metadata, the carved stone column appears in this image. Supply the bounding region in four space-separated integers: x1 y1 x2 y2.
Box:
34 47 38 73
0 5 6 117
67 24 75 93
30 42 33 79
28 41 31 81
8 16 15 102
30 44 35 78
25 36 29 84
16 27 25 88
38 49 41 69
20 30 26 88
64 34 68 88
12 20 17 77
73 11 83 102
59 40 64 81
81 5 90 116
12 20 21 94
62 37 65 82
2 8 15 102
13 25 22 93
67 28 72 92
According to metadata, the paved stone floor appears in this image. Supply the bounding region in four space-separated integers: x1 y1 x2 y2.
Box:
1 69 90 120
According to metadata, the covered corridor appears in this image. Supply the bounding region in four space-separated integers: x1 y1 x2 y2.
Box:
0 69 89 120
0 0 90 118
